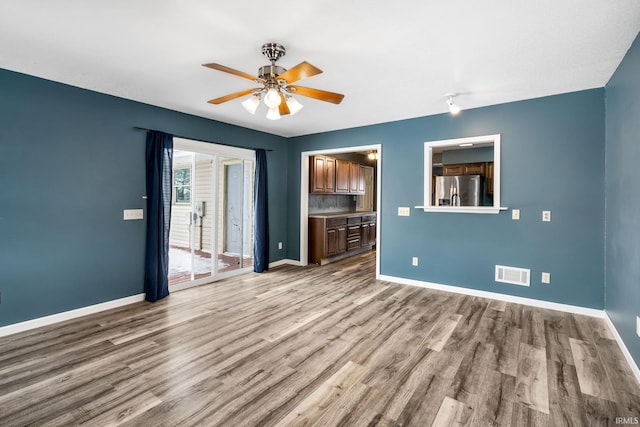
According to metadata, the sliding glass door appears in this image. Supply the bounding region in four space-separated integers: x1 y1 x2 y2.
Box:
168 139 255 287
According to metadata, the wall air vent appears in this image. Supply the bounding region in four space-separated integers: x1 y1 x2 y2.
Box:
495 265 530 287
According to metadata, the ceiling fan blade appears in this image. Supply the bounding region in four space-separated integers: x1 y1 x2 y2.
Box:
277 61 322 84
207 89 257 104
288 85 344 104
279 93 291 115
203 63 265 83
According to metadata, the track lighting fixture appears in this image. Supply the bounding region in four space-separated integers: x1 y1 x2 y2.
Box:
447 95 461 115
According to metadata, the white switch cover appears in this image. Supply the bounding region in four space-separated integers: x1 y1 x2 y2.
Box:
637 316 640 337
541 272 551 284
398 207 410 217
278 242 283 250
412 257 419 266
512 209 520 220
542 211 551 222
123 209 144 220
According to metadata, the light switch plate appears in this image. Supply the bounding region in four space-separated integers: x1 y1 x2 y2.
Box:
541 272 550 284
542 211 551 222
398 207 410 217
512 209 520 220
124 209 144 220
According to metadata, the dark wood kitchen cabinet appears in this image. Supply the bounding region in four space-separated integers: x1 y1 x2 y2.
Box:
310 155 370 195
346 216 361 251
360 214 376 247
358 164 367 193
443 162 486 176
348 163 369 195
310 155 336 193
335 159 350 193
486 162 494 195
443 164 464 176
309 212 377 264
310 216 347 261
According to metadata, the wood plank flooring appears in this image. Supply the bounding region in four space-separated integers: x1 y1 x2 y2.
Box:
1 252 639 426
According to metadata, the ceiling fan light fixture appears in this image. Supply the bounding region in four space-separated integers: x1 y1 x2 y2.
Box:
285 96 304 115
264 88 281 108
203 42 344 118
241 94 261 115
266 107 281 120
447 96 461 115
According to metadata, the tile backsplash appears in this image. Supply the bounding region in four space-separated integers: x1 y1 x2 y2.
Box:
309 194 356 214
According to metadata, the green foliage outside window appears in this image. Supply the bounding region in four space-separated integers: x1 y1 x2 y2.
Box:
174 168 191 203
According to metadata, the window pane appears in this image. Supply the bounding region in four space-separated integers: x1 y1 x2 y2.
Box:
176 187 191 203
174 168 191 186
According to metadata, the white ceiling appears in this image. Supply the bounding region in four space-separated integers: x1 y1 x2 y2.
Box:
1 1 639 137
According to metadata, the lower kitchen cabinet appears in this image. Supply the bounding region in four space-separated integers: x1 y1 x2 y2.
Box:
309 212 377 265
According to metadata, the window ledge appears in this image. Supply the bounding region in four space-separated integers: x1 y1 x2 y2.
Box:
414 206 508 214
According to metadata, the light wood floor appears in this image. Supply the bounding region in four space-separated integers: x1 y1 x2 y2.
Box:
1 252 639 426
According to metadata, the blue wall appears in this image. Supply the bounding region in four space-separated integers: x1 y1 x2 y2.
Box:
605 33 640 367
288 89 606 309
0 69 288 327
0 66 616 328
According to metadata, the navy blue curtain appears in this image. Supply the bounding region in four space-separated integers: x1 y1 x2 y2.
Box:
144 131 173 301
254 149 269 272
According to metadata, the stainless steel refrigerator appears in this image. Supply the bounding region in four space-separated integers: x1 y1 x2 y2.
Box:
434 175 481 206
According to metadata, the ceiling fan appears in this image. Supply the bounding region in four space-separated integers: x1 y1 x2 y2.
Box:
203 43 345 120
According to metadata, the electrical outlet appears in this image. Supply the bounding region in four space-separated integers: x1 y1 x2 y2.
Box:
636 316 640 338
542 211 551 222
541 272 551 284
412 257 419 266
278 242 283 250
398 207 410 217
512 209 520 220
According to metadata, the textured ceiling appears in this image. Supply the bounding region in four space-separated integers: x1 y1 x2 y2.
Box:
1 1 639 137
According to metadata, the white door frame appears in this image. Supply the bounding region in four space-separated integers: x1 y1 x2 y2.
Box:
171 138 256 292
300 144 382 278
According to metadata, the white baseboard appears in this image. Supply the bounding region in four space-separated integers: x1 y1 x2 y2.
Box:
603 312 640 385
269 259 302 268
0 293 145 338
378 274 604 318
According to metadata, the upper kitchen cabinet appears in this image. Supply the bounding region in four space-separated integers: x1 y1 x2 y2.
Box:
349 162 360 193
444 162 487 176
311 155 371 195
310 155 336 193
335 159 350 193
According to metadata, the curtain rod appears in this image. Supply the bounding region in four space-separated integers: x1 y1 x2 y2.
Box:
133 127 272 152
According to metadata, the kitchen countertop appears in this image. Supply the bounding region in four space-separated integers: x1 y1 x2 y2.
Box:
308 211 376 219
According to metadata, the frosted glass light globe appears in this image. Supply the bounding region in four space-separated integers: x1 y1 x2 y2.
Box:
264 88 281 108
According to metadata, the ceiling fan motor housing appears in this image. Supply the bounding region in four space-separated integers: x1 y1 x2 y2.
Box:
262 43 286 63
259 65 286 81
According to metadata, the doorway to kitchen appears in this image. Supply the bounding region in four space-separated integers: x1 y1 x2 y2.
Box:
169 138 255 290
299 144 382 277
